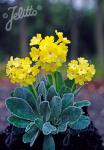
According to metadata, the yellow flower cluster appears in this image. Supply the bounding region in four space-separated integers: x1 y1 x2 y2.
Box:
6 57 39 86
30 30 71 73
67 57 96 85
6 31 96 87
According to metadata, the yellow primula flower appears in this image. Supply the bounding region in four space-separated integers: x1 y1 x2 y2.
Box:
40 36 55 48
6 57 39 86
31 65 40 76
78 57 88 64
67 57 96 85
29 30 71 73
30 47 39 62
40 63 59 73
30 34 42 46
55 30 71 44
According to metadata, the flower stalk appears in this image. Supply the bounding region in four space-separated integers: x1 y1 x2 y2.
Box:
52 73 56 88
29 84 37 97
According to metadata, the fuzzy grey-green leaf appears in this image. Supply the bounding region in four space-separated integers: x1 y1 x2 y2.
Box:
23 126 39 146
41 74 47 84
50 96 62 118
6 97 36 121
36 95 41 110
47 85 57 101
39 101 51 121
69 115 90 130
38 81 47 101
62 93 74 110
42 122 57 135
43 135 55 150
8 116 30 128
57 122 68 133
35 118 44 130
25 122 35 132
74 100 91 108
62 106 81 123
14 87 38 113
30 130 40 147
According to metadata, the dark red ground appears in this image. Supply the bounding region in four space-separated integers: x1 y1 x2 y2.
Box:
0 78 104 143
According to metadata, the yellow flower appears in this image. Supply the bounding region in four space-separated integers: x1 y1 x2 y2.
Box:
78 57 88 64
29 30 71 73
6 57 39 86
40 63 60 73
55 30 71 44
31 65 40 76
30 34 42 46
30 47 39 62
67 57 96 85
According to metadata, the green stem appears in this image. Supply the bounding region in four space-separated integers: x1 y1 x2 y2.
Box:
71 82 76 93
52 73 56 87
29 84 37 97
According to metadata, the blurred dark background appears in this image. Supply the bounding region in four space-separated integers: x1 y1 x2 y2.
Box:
0 0 104 78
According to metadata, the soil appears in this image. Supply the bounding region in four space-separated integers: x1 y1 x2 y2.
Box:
0 123 104 150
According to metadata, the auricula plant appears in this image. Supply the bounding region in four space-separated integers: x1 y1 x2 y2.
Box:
6 31 96 150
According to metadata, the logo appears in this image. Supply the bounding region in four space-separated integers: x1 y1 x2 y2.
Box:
2 5 42 31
